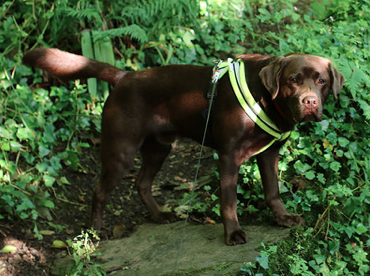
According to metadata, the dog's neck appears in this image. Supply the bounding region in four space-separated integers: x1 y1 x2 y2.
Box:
242 58 296 132
259 93 294 132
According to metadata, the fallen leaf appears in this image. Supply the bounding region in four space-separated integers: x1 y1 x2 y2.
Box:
39 230 55 236
204 217 216 224
2 244 17 253
50 240 68 249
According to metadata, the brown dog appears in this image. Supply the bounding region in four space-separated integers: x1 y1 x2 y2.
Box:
23 48 344 245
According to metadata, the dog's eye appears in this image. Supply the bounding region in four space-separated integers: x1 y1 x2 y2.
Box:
318 78 326 84
290 77 299 83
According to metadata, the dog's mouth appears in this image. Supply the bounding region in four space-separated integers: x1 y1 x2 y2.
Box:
299 110 323 123
301 114 319 122
291 106 322 124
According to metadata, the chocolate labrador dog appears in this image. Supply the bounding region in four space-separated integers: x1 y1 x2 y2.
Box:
23 48 344 245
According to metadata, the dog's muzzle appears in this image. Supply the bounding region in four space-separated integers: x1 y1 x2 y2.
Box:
300 95 322 122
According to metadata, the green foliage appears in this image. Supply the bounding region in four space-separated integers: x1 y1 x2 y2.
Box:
93 25 148 44
1 0 370 274
67 229 106 276
195 0 251 63
233 0 370 274
0 61 97 232
103 0 200 67
241 228 318 275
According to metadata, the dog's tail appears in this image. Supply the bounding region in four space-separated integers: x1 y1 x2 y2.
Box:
22 48 127 86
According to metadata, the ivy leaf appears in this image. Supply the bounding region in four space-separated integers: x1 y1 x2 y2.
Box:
355 223 368 235
1 142 10 151
39 146 50 158
0 126 14 139
17 128 34 141
38 199 55 208
16 197 35 214
318 120 329 132
329 161 341 172
22 152 36 164
305 170 316 180
323 139 333 150
43 175 56 187
256 256 269 269
313 254 326 265
182 30 195 47
10 141 22 151
338 137 350 148
294 160 311 173
329 240 340 254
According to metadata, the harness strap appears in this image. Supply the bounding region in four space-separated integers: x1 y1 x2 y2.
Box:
229 59 284 138
209 58 291 156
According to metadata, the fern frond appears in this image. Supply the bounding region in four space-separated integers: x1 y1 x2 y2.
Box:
338 59 369 100
337 60 354 82
60 7 101 21
357 100 370 120
120 0 197 26
93 25 148 44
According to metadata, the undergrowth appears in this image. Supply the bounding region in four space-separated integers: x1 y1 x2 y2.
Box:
1 0 369 275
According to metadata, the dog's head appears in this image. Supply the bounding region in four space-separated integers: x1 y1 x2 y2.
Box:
259 53 345 125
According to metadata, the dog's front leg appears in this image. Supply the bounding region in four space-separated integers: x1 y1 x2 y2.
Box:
219 154 248 245
256 146 304 227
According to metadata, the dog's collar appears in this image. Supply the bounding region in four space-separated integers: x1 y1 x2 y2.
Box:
274 101 287 118
212 59 291 155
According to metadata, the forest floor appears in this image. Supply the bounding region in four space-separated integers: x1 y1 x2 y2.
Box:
0 138 288 275
0 139 217 275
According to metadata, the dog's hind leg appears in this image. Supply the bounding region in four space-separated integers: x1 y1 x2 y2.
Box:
136 135 178 223
91 136 140 230
91 102 146 229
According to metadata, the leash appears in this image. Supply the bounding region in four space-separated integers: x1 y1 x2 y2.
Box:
173 61 224 273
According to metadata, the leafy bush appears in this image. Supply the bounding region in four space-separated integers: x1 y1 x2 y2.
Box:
0 0 202 236
67 229 105 276
0 60 96 235
235 0 370 274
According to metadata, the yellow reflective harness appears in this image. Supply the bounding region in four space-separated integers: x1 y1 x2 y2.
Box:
210 59 291 156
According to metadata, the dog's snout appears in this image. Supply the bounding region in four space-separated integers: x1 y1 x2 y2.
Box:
302 96 319 108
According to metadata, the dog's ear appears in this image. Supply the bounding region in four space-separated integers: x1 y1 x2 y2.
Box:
259 56 285 99
329 63 345 100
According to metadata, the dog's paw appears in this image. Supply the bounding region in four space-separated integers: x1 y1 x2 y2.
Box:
152 211 178 224
275 212 304 227
225 228 248 246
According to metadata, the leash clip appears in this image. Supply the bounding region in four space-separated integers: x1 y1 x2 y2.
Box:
212 70 221 84
211 60 225 84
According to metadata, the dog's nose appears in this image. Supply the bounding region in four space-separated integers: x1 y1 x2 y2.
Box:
303 96 318 108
